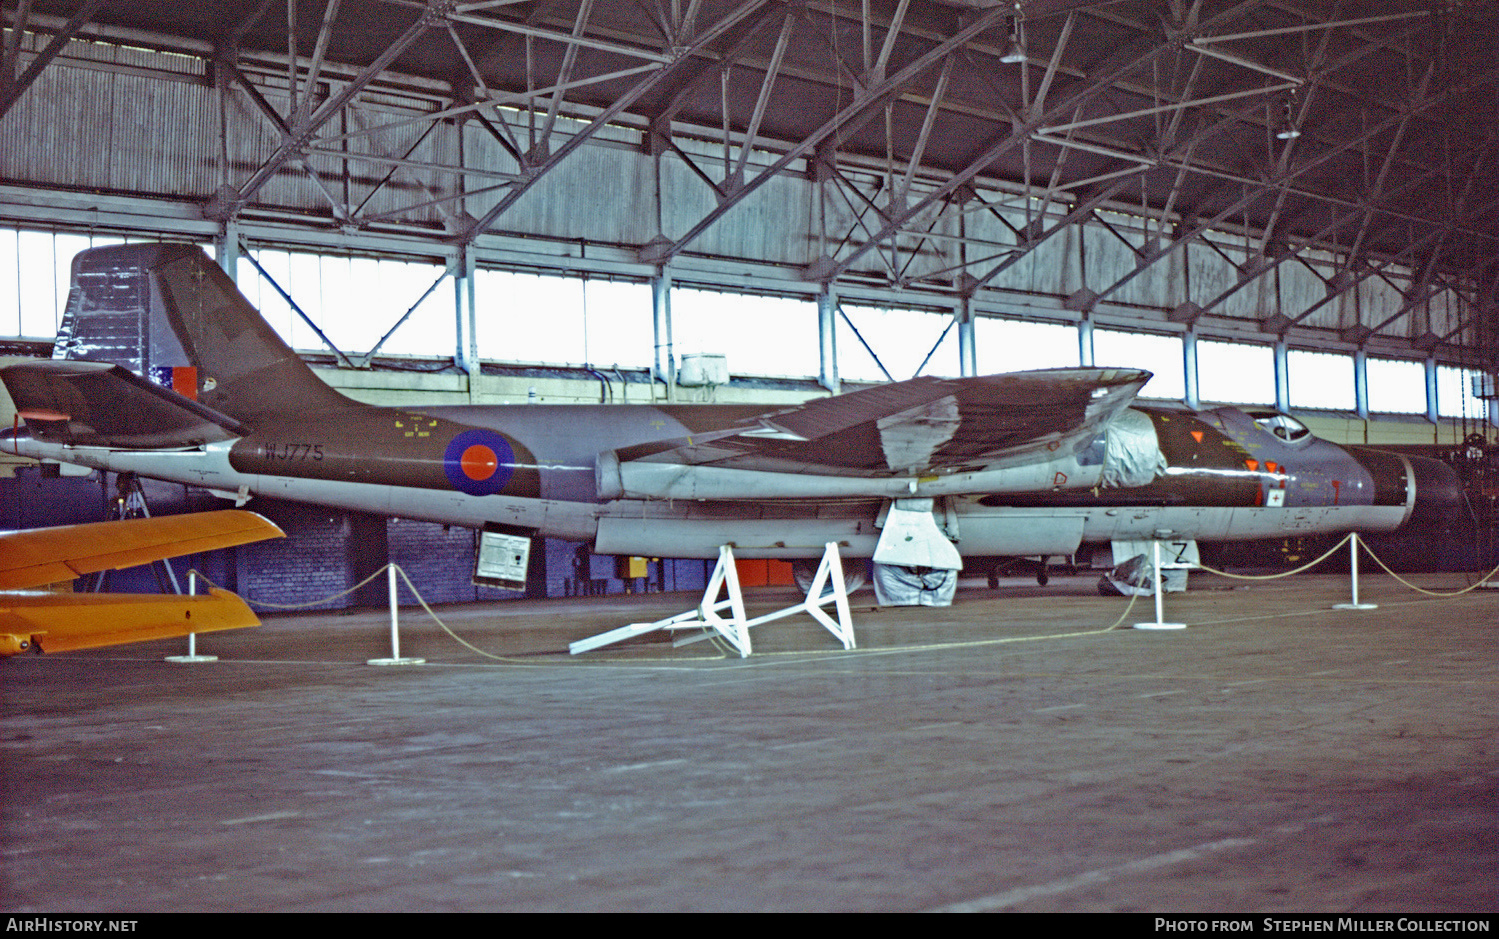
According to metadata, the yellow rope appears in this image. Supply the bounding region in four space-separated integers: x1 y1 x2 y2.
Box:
1191 533 1353 580
190 565 392 610
1355 541 1499 598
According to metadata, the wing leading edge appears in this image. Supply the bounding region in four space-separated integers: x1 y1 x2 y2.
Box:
599 369 1153 500
0 510 284 656
0 510 284 591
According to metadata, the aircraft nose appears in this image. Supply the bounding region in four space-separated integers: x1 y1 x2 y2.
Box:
1403 454 1472 533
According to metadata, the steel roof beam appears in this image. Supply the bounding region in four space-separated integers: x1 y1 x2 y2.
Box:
215 57 354 224
294 0 345 131
229 0 459 217
0 0 108 120
458 0 778 247
1091 69 1473 312
531 0 595 161
644 4 1013 266
816 0 1271 284
726 6 796 193
1196 154 1478 327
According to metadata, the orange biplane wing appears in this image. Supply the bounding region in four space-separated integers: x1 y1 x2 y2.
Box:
0 510 283 655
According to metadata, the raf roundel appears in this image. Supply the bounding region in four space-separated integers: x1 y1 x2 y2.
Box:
442 429 515 496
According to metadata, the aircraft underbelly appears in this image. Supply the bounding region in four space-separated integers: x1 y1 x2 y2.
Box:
1071 504 1409 543
11 438 1413 562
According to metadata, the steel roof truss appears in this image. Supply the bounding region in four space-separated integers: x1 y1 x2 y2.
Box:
232 0 459 216
462 0 778 246
725 6 795 195
821 0 1272 284
654 4 1012 268
0 0 108 120
1093 70 1462 309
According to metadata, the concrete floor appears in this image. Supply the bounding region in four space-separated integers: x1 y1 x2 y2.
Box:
1 571 1494 913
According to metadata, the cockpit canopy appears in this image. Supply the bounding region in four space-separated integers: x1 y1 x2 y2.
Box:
1246 410 1312 444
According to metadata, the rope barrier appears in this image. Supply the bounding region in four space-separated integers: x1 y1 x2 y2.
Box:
189 533 1494 665
202 565 394 610
1191 533 1354 581
1355 545 1499 598
189 564 542 664
1191 530 1499 599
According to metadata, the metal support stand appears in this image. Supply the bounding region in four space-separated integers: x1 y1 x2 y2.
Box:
1133 540 1189 630
368 565 425 666
94 473 182 595
570 543 856 657
165 570 219 663
1332 532 1378 610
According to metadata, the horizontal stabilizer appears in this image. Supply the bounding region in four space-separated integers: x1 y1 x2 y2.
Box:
0 510 284 591
1 360 247 448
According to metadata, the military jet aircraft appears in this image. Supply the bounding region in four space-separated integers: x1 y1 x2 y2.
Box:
0 509 283 655
0 244 1468 604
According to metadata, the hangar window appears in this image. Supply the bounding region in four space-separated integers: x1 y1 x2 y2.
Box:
1365 357 1426 414
973 317 1078 374
1196 340 1275 405
473 270 651 370
837 304 960 382
577 279 653 371
673 288 818 379
5 229 126 339
1436 365 1486 419
1287 349 1355 411
237 248 454 359
1093 329 1184 400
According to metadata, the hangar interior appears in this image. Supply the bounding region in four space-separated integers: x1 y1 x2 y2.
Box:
3 1 1499 917
0 0 1496 602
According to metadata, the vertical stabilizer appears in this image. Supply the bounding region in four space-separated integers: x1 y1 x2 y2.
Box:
55 244 353 423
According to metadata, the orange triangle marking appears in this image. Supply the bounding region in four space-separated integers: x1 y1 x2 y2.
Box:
1190 430 1204 443
1245 459 1259 471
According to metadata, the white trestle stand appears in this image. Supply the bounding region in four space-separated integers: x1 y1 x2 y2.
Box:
1133 539 1191 630
368 564 425 666
165 571 219 663
1332 532 1378 610
570 542 856 657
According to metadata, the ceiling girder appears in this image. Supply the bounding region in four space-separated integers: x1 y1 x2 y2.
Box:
1091 68 1470 312
459 0 779 247
0 0 106 119
230 0 460 216
648 3 1013 265
818 0 1273 284
1195 153 1480 325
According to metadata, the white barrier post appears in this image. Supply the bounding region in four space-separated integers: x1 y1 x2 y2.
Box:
166 569 219 663
1333 532 1377 610
1133 539 1187 630
368 564 425 666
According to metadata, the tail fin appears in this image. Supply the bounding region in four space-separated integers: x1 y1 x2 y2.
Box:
55 244 353 423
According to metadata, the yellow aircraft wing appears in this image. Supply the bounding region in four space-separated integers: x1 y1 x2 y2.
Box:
0 510 283 590
0 510 284 655
0 587 261 655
